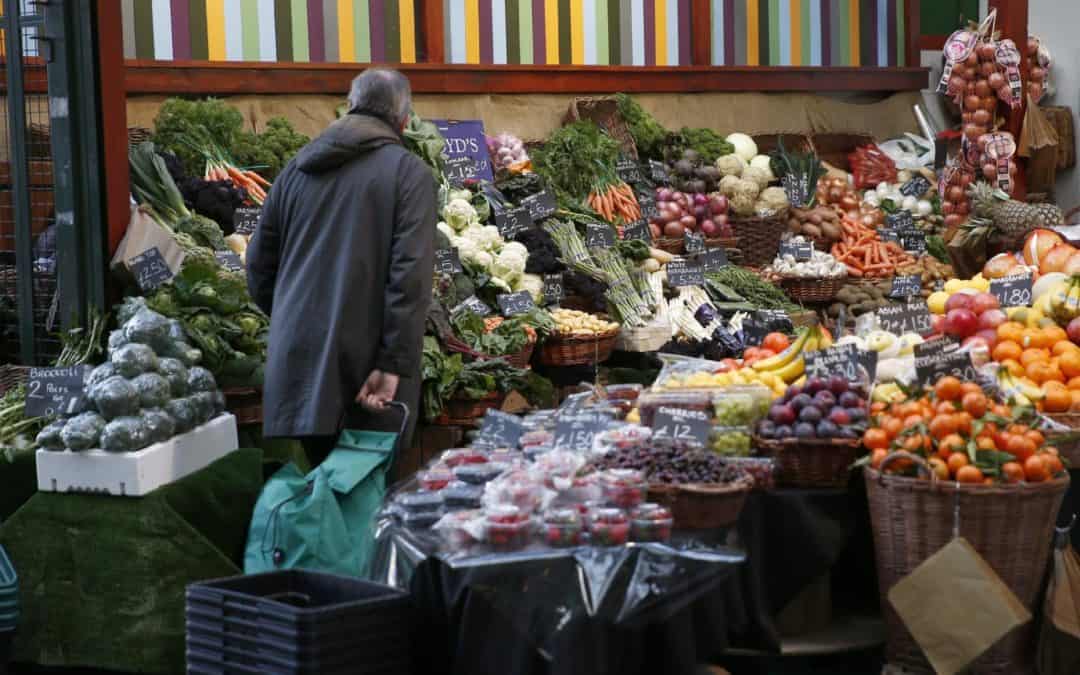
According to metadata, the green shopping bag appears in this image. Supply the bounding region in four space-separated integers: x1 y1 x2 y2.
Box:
244 403 407 578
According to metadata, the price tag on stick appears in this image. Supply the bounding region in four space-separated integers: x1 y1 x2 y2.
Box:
214 251 244 272
702 248 729 272
476 409 525 449
876 301 934 335
452 296 493 318
990 273 1033 308
890 275 923 300
127 247 173 293
650 407 711 447
779 240 813 261
542 273 564 306
493 204 533 238
497 290 536 317
804 344 877 383
25 366 90 418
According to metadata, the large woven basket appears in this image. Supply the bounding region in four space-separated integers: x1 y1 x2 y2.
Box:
652 237 684 255
704 236 738 250
538 328 619 366
614 324 670 353
563 97 638 159
446 334 537 370
1040 412 1080 466
222 387 263 426
443 391 505 423
731 210 790 266
810 132 877 172
1042 106 1075 170
780 276 846 303
754 436 861 488
866 452 1069 675
647 476 754 529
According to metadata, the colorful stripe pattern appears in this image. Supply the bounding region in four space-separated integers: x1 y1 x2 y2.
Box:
710 0 905 66
123 0 421 62
444 0 692 65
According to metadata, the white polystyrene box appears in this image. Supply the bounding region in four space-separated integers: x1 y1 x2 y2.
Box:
36 413 238 496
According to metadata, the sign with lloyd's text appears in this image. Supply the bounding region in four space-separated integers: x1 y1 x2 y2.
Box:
433 119 493 185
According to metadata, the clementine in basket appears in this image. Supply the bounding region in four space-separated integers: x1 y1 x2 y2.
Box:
956 465 985 483
934 400 958 416
1059 350 1080 378
1001 462 1025 483
947 452 970 475
1043 385 1073 413
961 391 988 418
1070 390 1080 411
938 433 967 458
976 436 998 452
1026 360 1061 384
1045 453 1065 476
992 403 1013 417
1025 429 1046 448
928 457 950 480
960 381 983 397
1021 347 1052 367
934 376 963 402
928 415 957 440
954 411 974 435
863 428 889 450
1007 435 1038 463
881 416 903 440
992 340 1022 363
997 321 1026 344
1053 340 1080 357
902 414 925 429
870 448 888 469
1024 455 1050 482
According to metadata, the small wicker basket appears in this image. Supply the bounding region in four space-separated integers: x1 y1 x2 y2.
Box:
704 236 738 250
810 132 877 172
538 328 619 366
443 391 505 423
647 476 754 529
731 210 789 266
652 237 685 255
563 97 638 159
780 276 846 303
754 436 861 488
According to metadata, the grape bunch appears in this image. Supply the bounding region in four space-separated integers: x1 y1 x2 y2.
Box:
590 438 748 485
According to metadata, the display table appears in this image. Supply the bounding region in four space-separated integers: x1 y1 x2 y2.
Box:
373 521 745 675
0 448 264 675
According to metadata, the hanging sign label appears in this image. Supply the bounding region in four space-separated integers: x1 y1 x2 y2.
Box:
493 204 533 238
434 248 464 274
25 365 90 418
433 119 493 185
650 407 711 447
990 273 1033 308
232 207 261 235
127 247 173 293
877 301 933 335
702 248 729 272
666 256 705 287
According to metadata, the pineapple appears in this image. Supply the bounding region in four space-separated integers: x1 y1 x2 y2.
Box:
969 181 1063 250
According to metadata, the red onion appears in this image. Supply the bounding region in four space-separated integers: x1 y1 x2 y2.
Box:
693 204 707 220
693 193 709 207
709 195 729 214
657 188 674 202
679 215 697 230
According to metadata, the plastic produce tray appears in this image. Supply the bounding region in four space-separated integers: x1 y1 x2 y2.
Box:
186 644 410 675
35 413 238 496
186 616 410 662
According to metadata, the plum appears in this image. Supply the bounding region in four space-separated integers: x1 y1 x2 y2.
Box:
828 376 849 395
828 407 852 425
839 427 860 439
804 377 827 395
790 394 813 412
799 406 823 424
784 385 803 402
758 420 777 439
813 390 837 409
774 425 794 439
848 407 867 422
838 391 863 408
769 403 796 425
816 420 840 437
794 422 817 438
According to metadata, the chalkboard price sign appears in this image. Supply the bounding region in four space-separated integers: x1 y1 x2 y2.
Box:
684 231 705 254
493 204 533 238
636 193 660 221
25 365 90 418
666 256 705 287
232 206 261 235
476 409 525 449
702 247 729 272
743 310 795 344
782 174 811 206
916 348 978 389
553 410 610 451
804 344 877 383
876 301 933 335
520 189 558 221
542 273 564 306
623 219 652 244
444 155 479 186
889 275 923 299
990 273 1033 308
214 251 244 272
128 247 173 293
885 211 916 230
435 248 464 275
899 230 927 254
497 290 536 317
651 407 711 447
779 240 813 261
586 223 616 248
452 295 493 318
616 157 645 185
649 160 671 185
900 176 932 197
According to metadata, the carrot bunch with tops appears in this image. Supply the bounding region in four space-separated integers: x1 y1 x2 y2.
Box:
587 179 640 224
205 160 271 205
830 217 915 278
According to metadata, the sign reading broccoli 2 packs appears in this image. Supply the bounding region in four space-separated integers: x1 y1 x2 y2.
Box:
433 120 493 185
25 365 90 418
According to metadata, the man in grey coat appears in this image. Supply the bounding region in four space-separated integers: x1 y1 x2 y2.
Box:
247 69 435 464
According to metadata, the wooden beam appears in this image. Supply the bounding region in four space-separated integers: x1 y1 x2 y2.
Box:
918 35 946 52
905 0 921 67
989 0 1029 199
125 61 930 96
420 0 444 65
96 0 129 255
690 0 712 66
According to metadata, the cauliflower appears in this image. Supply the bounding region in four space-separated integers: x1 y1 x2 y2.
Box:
731 192 757 216
516 273 545 302
726 133 758 162
715 154 748 178
452 235 480 260
443 198 479 231
493 246 527 285
437 221 456 241
718 174 743 198
733 178 761 201
500 241 528 260
488 276 513 292
459 223 504 252
465 249 494 269
741 165 774 190
757 186 790 215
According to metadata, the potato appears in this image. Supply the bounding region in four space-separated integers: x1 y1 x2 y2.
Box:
803 224 823 239
821 222 841 242
789 217 802 234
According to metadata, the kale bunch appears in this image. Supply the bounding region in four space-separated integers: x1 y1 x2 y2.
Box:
179 178 247 234
513 228 564 275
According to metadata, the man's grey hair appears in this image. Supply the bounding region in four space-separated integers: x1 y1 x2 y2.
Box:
347 68 412 127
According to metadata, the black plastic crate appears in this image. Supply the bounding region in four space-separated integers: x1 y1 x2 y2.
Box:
185 617 411 664
186 644 411 675
1 627 12 668
186 632 410 673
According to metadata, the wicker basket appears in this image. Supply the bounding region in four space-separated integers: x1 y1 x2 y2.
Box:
1041 412 1080 467
538 328 619 366
752 133 813 157
128 127 152 147
444 391 505 422
780 276 846 303
866 452 1069 675
1042 106 1075 170
614 324 670 352
446 334 537 370
731 210 789 266
0 364 29 396
652 237 684 255
647 476 754 529
563 97 638 160
810 132 877 172
754 436 861 488
704 236 738 250
788 309 821 329
222 387 263 426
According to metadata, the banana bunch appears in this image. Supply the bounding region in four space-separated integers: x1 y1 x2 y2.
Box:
997 369 1045 407
1048 275 1080 325
750 325 832 385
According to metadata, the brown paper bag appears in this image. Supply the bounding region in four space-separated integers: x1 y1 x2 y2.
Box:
1037 528 1080 674
888 537 1031 675
109 205 186 278
1019 94 1060 197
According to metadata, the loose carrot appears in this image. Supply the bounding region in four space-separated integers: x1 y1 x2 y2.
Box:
247 171 272 188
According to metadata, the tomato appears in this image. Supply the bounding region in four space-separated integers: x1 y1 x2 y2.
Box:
761 332 791 353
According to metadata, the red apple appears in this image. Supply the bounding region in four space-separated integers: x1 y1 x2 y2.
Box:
945 293 974 313
931 314 947 335
944 308 979 338
975 328 999 349
977 308 1008 331
1068 317 1080 345
970 292 1001 315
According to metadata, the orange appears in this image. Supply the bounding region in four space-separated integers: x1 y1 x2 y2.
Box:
1053 340 1080 356
870 448 888 470
1044 326 1069 346
1002 462 1025 483
1026 360 1062 384
997 321 1025 345
1043 386 1073 412
1021 347 1052 367
928 416 958 440
1045 453 1065 476
960 382 983 397
1070 390 1080 411
956 465 985 484
870 401 887 414
961 392 988 418
897 401 922 418
863 428 889 450
976 436 997 452
954 411 974 435
947 452 970 476
1000 359 1025 377
934 401 957 416
928 457 950 481
762 332 791 353
1024 429 1046 448
902 434 931 454
1024 455 1050 482
992 340 1022 363
881 416 903 440
934 376 964 402
1059 350 1080 378
902 414 924 429
1068 376 1080 390
992 403 1013 418
938 433 967 458
1007 435 1037 463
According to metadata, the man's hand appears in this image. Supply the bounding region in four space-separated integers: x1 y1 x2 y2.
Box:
357 370 399 411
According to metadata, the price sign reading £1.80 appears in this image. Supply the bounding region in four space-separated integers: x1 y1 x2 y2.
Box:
990 273 1033 308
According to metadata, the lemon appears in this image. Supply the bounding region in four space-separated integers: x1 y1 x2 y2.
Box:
943 279 966 294
927 291 949 315
970 273 990 291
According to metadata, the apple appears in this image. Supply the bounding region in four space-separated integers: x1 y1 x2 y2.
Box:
962 336 992 366
975 328 999 349
970 292 1000 315
945 293 974 313
930 314 947 335
945 308 979 338
977 308 1008 330
1068 317 1080 345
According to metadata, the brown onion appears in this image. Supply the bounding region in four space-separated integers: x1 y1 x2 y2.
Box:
983 163 997 180
964 95 981 111
1030 66 1046 82
998 85 1013 101
964 124 984 141
943 201 956 215
981 96 998 111
977 135 991 152
988 72 1005 89
1030 83 1045 100
965 82 978 96
965 52 979 67
947 185 965 202
979 61 997 78
840 195 859 211
949 75 967 92
963 66 978 81
955 201 970 216
977 42 997 62
974 80 991 97
973 109 992 126
959 172 973 187
944 214 964 229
